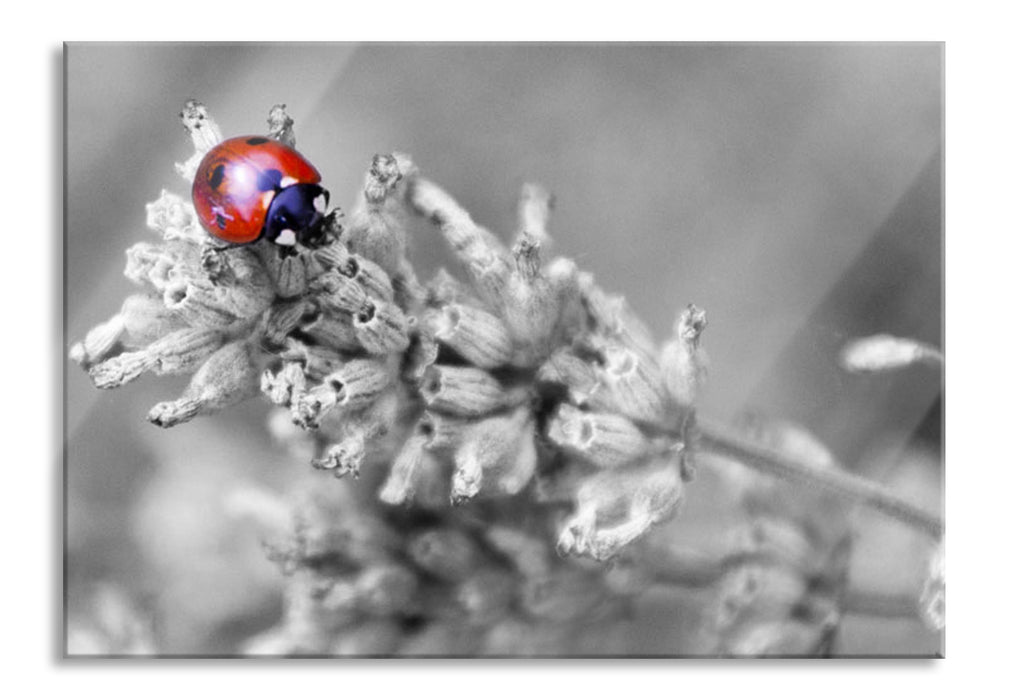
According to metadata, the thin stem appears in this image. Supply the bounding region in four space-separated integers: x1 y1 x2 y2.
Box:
696 420 944 539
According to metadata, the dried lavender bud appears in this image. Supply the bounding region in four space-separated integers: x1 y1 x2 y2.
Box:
537 347 598 405
267 103 295 146
426 268 471 307
499 235 566 364
260 298 312 349
312 271 369 315
176 99 222 180
840 334 943 373
379 435 444 506
578 271 657 356
419 365 509 417
587 342 668 423
313 430 367 478
148 340 260 427
515 182 553 251
342 154 412 275
299 308 360 353
119 294 186 346
70 313 126 368
339 254 394 302
660 303 708 409
294 359 392 428
545 403 652 470
408 177 510 278
417 410 473 452
400 323 439 384
712 564 809 632
451 407 535 503
556 458 684 561
89 327 225 389
259 245 317 299
261 361 307 407
145 189 203 243
352 300 410 354
432 302 514 369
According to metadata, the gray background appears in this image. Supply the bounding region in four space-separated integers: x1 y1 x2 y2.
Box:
66 43 942 654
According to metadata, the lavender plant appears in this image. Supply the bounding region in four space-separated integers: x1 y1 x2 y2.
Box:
70 102 944 656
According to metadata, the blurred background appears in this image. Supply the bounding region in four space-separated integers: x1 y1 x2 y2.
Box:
65 43 941 655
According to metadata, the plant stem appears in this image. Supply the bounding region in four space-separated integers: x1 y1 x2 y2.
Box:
696 420 943 539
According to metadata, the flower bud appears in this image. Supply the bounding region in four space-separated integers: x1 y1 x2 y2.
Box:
556 458 684 561
298 307 360 354
70 313 126 368
261 361 307 407
420 365 508 417
660 304 708 409
260 299 312 350
451 407 534 503
712 563 808 631
401 324 439 384
119 294 186 346
579 272 657 356
588 342 667 423
292 359 391 429
312 430 367 478
338 254 394 302
267 103 296 147
379 435 448 507
312 271 368 315
537 347 598 404
147 340 260 427
840 334 943 373
176 99 222 180
145 189 202 243
515 182 553 251
343 154 411 275
89 327 225 389
433 303 513 369
353 300 410 354
545 403 651 469
417 410 473 452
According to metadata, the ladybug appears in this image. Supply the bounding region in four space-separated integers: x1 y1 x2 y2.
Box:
192 136 332 247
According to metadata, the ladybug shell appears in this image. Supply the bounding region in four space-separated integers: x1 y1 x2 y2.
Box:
192 136 322 244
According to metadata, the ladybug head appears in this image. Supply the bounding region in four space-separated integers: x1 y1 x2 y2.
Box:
262 183 331 248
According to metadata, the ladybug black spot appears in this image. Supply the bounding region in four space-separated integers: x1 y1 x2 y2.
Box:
209 164 226 190
246 137 269 145
215 213 227 229
257 168 284 192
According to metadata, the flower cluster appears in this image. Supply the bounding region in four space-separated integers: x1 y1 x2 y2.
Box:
703 416 853 656
72 101 705 567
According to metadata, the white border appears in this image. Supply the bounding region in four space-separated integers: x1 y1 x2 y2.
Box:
9 0 1007 696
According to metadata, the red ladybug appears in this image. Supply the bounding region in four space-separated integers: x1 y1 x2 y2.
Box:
192 136 331 247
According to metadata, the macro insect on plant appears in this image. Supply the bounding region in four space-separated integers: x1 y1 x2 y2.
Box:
68 100 943 656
